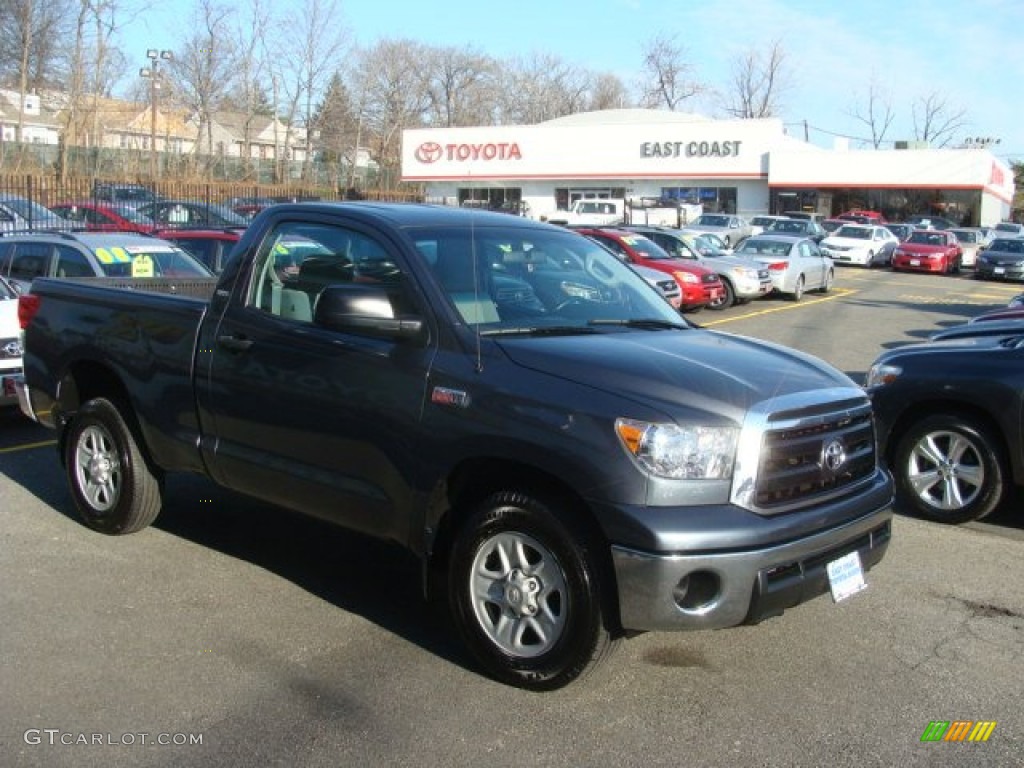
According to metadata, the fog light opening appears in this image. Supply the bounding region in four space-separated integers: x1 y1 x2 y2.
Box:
673 570 721 614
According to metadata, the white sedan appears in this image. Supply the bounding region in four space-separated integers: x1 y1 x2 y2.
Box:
0 276 23 407
733 235 834 301
820 224 899 267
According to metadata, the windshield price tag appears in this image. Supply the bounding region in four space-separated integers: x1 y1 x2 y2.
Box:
826 551 867 602
131 254 155 277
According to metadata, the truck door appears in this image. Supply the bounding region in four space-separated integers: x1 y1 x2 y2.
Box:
197 215 435 543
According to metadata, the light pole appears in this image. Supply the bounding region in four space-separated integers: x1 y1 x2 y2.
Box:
139 49 173 179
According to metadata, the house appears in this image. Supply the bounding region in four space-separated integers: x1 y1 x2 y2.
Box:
0 90 61 144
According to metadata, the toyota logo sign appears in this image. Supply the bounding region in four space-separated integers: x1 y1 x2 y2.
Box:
415 142 444 164
821 439 846 474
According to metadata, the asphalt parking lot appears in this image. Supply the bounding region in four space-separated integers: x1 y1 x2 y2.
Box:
1 267 1022 768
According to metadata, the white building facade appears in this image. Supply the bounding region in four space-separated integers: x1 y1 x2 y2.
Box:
402 110 1015 227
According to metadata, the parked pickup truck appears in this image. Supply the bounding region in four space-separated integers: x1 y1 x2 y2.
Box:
16 203 893 690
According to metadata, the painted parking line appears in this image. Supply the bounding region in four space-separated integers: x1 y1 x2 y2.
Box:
700 288 859 326
0 440 57 454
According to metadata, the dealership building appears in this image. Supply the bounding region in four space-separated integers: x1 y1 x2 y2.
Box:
401 109 1015 226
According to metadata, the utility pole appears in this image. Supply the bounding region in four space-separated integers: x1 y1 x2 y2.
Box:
140 49 173 179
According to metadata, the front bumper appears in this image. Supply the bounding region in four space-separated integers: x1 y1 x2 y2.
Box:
823 248 870 266
611 501 892 632
733 275 773 300
893 255 945 272
976 262 1024 281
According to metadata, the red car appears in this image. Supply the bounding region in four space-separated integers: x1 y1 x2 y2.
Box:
838 209 885 223
49 200 157 234
891 230 962 274
575 227 724 312
153 227 244 273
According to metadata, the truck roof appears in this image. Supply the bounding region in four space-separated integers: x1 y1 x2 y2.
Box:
268 202 552 232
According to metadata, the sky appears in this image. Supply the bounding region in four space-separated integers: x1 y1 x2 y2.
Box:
125 0 1024 163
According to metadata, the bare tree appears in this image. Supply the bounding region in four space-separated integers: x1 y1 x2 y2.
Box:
912 91 968 148
638 33 703 111
170 0 238 171
589 73 632 111
422 45 499 128
720 39 788 119
353 38 432 187
225 0 272 177
847 76 895 148
268 0 349 181
496 52 591 124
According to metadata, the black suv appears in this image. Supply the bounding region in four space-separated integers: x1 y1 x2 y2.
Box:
866 331 1023 524
91 183 160 206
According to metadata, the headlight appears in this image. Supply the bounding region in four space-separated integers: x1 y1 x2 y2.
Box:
673 271 698 284
615 418 737 479
864 363 901 388
734 267 757 278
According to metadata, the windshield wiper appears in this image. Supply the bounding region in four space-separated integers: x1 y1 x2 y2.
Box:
587 318 689 330
479 325 600 337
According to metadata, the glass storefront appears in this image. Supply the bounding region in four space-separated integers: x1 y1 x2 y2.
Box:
660 186 738 214
770 187 981 226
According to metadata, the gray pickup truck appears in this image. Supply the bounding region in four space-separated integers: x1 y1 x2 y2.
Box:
16 203 893 690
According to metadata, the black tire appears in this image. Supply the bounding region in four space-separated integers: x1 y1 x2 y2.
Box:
866 250 875 268
791 275 805 301
892 414 1007 524
64 397 163 535
707 279 734 310
448 491 618 690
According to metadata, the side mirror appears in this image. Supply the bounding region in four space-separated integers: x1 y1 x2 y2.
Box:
314 283 423 341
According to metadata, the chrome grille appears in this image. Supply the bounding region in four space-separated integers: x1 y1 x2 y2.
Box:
701 273 720 284
731 389 878 515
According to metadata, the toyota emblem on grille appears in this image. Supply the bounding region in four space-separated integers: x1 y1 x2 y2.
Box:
821 439 846 473
2 340 22 358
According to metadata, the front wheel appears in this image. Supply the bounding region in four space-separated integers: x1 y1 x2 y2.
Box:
707 279 735 310
64 397 163 534
892 414 1007 524
448 491 617 690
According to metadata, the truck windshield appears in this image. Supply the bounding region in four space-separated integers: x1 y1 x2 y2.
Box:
412 226 683 330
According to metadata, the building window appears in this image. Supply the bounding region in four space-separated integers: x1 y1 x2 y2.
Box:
661 186 737 214
457 187 525 214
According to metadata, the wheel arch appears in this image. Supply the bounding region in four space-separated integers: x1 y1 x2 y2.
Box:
425 456 622 632
883 399 1013 480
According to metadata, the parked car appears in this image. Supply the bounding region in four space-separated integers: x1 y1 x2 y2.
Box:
821 218 846 233
632 264 683 309
819 224 900 268
748 215 790 236
891 229 962 274
974 237 1024 281
837 209 884 223
49 201 157 234
0 231 213 292
882 223 914 242
904 214 957 231
0 275 22 407
683 213 753 247
224 196 278 220
154 227 245 273
0 194 70 232
763 217 827 243
948 228 986 268
136 200 250 228
865 333 1024 523
624 225 772 309
930 318 1024 342
92 182 159 206
733 235 835 301
967 306 1024 324
575 227 724 312
992 221 1024 237
781 211 826 224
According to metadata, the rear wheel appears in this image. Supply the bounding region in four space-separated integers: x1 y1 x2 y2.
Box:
866 250 876 268
819 269 834 293
791 275 805 301
892 414 1007 524
64 397 163 534
448 491 618 690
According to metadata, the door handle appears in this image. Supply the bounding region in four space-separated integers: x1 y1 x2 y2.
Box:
217 335 254 352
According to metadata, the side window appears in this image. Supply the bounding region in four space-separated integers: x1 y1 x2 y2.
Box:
55 246 93 277
0 242 13 275
247 221 397 325
10 243 54 281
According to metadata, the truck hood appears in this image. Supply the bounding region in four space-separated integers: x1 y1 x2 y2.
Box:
495 328 854 422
